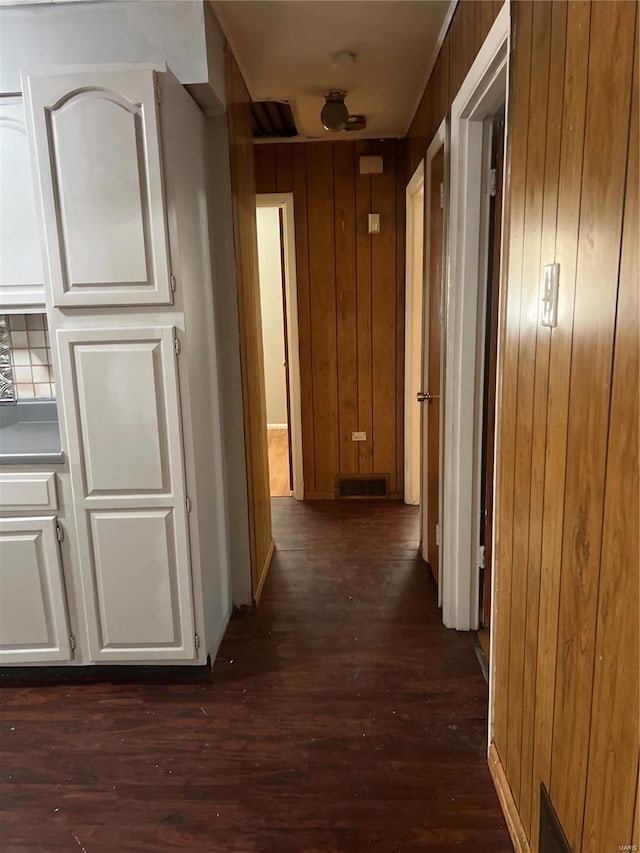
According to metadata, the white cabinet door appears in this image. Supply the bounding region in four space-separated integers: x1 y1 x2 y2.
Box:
0 96 45 307
56 326 196 661
0 516 72 664
23 66 172 308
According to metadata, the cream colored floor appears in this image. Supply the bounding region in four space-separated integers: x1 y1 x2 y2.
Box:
268 428 291 497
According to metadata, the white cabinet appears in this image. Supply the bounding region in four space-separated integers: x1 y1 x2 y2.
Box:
0 96 45 307
23 66 173 308
0 516 72 663
55 325 196 661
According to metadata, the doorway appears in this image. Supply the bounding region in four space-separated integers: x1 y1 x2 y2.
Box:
442 2 509 631
255 193 303 500
418 121 448 593
477 108 505 657
404 161 425 507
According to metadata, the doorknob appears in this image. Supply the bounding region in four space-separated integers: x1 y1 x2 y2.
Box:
417 391 439 403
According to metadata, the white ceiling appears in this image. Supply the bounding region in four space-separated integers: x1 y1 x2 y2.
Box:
213 0 454 141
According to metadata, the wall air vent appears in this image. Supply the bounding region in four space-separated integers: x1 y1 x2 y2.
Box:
336 474 389 499
539 784 571 853
252 101 297 139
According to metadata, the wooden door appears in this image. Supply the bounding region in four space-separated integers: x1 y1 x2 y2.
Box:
479 110 505 631
0 516 72 664
24 66 173 308
0 96 45 307
56 326 196 662
420 147 445 583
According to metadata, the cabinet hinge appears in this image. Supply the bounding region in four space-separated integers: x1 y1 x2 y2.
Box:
479 544 486 570
435 522 441 547
56 523 64 543
185 496 192 513
170 272 177 293
173 332 181 356
195 633 200 650
488 168 497 198
156 82 162 105
69 634 76 651
439 182 444 209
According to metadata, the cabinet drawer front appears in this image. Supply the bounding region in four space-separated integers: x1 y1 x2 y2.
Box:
0 516 72 663
24 66 172 308
0 472 57 511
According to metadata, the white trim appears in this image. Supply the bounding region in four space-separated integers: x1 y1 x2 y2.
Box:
267 423 288 430
421 118 448 608
442 2 509 631
404 159 424 506
256 192 303 500
404 0 459 136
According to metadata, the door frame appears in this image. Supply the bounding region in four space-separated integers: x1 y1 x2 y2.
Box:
441 2 510 631
255 192 303 500
420 119 448 605
404 159 424 506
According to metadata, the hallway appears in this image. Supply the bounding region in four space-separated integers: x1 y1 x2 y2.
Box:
0 500 510 851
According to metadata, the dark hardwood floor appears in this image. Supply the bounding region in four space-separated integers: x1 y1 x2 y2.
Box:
0 500 510 852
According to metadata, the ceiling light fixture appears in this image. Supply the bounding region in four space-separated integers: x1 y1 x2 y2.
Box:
321 90 349 132
331 50 357 69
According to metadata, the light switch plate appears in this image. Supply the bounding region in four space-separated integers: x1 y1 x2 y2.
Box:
541 263 559 327
352 431 367 441
367 213 380 235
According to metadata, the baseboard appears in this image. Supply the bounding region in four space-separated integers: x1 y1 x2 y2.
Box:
267 423 287 430
304 491 336 500
488 742 531 853
253 537 275 604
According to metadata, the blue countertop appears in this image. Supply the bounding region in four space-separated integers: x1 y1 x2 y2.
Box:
0 400 64 465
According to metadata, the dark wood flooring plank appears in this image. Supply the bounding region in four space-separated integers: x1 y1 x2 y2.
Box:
0 501 510 852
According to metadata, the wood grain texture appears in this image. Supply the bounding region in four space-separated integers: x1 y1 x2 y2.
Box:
492 0 533 769
408 1 638 849
489 742 532 853
530 2 589 848
0 501 512 852
549 4 636 847
520 1 567 838
505 0 551 810
255 140 406 498
581 36 639 849
267 429 291 497
226 48 274 597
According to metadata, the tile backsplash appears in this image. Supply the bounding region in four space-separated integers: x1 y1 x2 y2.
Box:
5 314 56 399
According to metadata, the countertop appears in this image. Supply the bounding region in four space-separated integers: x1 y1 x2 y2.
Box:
0 400 64 465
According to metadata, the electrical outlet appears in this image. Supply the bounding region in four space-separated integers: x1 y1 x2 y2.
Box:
352 431 367 441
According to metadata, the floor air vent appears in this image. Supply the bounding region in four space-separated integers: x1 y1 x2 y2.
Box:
539 784 571 853
336 474 389 499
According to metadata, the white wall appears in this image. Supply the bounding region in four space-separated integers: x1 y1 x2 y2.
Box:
256 207 288 427
0 1 225 113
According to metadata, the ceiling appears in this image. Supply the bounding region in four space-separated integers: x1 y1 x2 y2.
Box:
213 0 454 141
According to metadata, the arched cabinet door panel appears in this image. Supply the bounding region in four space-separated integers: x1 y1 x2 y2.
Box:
0 96 45 307
23 66 172 308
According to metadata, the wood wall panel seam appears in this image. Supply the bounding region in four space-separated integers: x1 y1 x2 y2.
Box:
549 2 637 846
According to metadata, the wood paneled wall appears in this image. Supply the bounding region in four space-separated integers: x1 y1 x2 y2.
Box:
492 2 639 850
407 0 504 179
254 140 406 499
408 1 638 850
225 48 274 598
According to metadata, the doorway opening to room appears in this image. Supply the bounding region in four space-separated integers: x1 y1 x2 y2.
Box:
476 106 505 659
255 193 303 500
403 159 424 511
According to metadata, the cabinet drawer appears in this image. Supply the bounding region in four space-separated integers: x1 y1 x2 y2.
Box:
0 472 58 511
